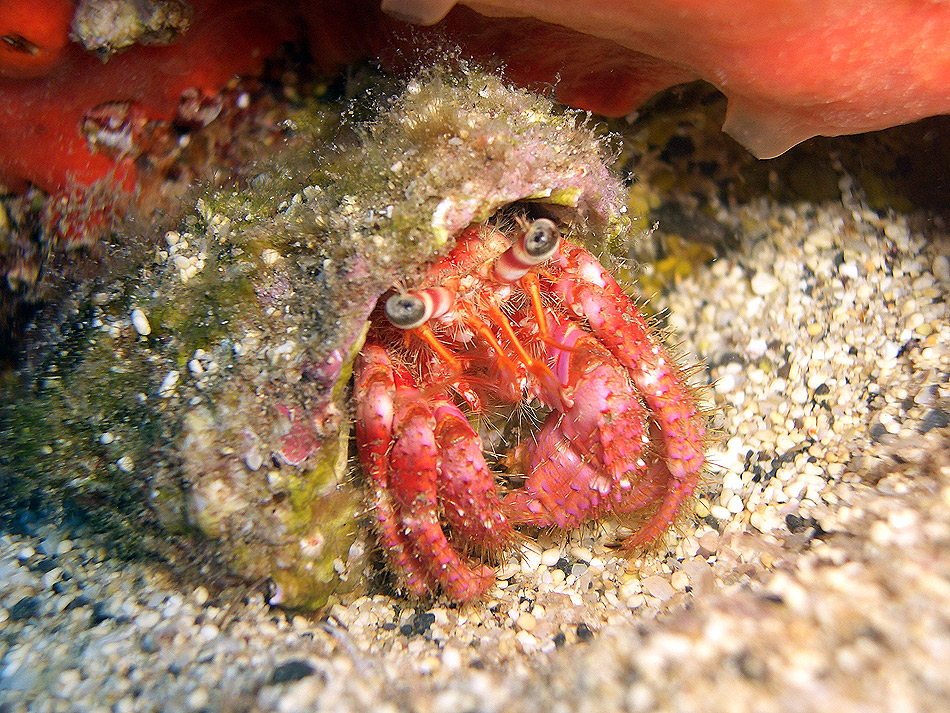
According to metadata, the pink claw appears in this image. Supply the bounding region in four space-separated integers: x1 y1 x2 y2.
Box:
553 243 706 545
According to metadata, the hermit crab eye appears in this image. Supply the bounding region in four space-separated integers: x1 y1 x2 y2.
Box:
492 218 562 284
521 218 560 262
385 292 431 329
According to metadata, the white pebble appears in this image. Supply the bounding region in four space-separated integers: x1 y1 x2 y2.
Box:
837 262 859 280
790 386 809 405
715 373 736 395
883 222 909 243
520 547 542 573
670 571 689 591
194 586 209 605
776 434 798 452
747 338 767 359
932 254 950 285
881 341 901 361
158 370 180 398
750 271 779 296
804 228 833 252
245 449 264 472
186 689 209 711
570 546 593 562
515 631 539 653
619 578 642 600
130 308 151 336
516 612 537 631
540 548 562 567
441 648 462 670
721 471 743 492
806 373 827 390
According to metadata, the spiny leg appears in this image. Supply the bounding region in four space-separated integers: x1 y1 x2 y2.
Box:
544 318 650 485
356 344 495 599
433 401 514 555
388 388 495 601
354 345 430 597
504 417 614 529
552 243 706 543
505 312 655 527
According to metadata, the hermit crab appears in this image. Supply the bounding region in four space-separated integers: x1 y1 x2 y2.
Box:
0 64 706 609
356 214 705 601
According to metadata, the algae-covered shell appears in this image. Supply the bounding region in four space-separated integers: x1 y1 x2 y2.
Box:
0 62 630 609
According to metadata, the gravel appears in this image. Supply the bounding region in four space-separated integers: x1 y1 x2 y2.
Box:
2 184 948 712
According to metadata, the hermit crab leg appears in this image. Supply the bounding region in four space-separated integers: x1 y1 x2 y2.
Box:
504 418 611 528
433 400 514 553
388 385 496 600
356 342 496 600
545 318 651 485
552 243 706 547
354 345 431 597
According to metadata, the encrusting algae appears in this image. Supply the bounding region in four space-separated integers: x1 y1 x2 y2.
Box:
0 62 636 609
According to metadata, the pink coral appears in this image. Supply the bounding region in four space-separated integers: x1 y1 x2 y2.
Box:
0 0 293 193
1 0 948 198
382 0 950 157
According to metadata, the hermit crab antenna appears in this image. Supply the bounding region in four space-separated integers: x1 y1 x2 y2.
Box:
493 218 560 283
384 287 455 329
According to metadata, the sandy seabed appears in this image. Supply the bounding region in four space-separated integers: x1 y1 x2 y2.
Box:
1 169 948 713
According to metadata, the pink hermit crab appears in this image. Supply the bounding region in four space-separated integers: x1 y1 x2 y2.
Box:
355 215 706 601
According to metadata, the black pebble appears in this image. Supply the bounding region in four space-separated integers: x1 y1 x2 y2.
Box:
869 421 888 441
575 623 594 642
733 650 768 680
90 601 115 625
400 610 436 637
785 514 806 534
32 558 57 574
271 660 316 684
64 594 90 611
8 595 40 621
718 351 746 367
919 408 949 434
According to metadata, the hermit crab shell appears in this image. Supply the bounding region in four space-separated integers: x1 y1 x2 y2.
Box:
0 63 631 609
